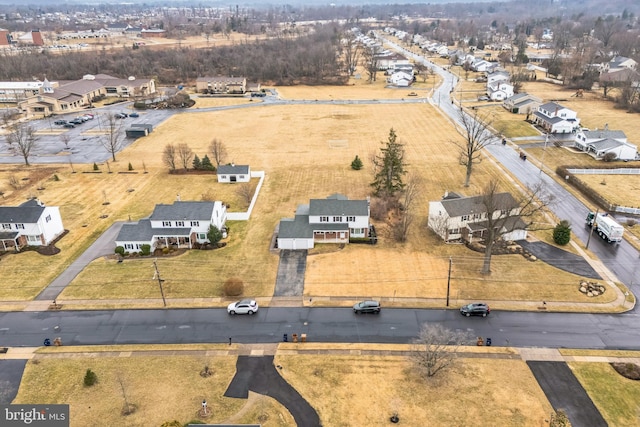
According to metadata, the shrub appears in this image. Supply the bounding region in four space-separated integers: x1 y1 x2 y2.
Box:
115 246 125 256
162 247 170 255
351 155 363 170
84 369 97 386
160 421 183 427
552 220 571 245
133 101 147 110
128 162 134 171
140 244 151 256
53 174 60 181
224 277 244 296
626 219 637 227
93 163 99 171
603 152 617 162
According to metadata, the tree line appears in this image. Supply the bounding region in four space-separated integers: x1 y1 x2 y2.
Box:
0 26 345 85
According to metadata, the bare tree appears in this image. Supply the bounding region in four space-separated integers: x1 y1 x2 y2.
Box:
410 323 471 378
453 109 495 187
162 143 177 170
394 175 420 242
342 30 361 76
6 122 38 166
60 134 71 150
236 182 253 205
362 44 381 83
177 143 194 170
478 180 554 275
209 138 227 167
101 113 124 162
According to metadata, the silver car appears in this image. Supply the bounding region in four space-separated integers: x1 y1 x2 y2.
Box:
227 299 259 315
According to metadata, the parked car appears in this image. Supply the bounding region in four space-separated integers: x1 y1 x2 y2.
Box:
81 114 94 120
478 95 490 101
63 123 76 128
129 112 139 118
69 118 83 125
53 119 67 125
227 299 259 315
353 300 381 314
115 113 127 119
460 303 490 317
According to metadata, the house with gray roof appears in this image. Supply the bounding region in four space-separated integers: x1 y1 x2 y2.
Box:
217 164 250 183
0 199 64 251
277 194 370 250
574 129 637 161
115 200 226 253
503 93 542 115
428 192 527 243
533 102 580 134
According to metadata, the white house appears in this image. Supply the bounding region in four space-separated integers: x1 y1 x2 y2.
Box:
503 93 542 115
487 81 514 101
115 201 227 253
0 199 65 251
471 59 495 73
486 70 510 85
217 164 250 183
428 192 527 243
533 102 580 134
574 129 637 161
277 194 371 250
387 71 413 87
604 56 637 73
376 52 410 70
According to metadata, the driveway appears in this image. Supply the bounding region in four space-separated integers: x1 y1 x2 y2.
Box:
519 241 601 279
528 361 607 427
274 250 307 296
0 360 27 404
35 221 125 300
224 356 321 426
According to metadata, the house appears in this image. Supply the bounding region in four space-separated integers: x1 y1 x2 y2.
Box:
196 76 247 94
574 129 637 161
376 52 410 71
0 199 65 251
428 192 527 243
604 56 637 73
487 81 514 101
217 164 250 183
17 29 44 46
387 70 413 87
503 93 542 115
470 59 495 73
486 70 510 85
140 29 166 38
277 194 370 250
115 201 227 253
533 102 580 134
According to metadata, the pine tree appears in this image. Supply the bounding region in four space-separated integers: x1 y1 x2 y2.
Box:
192 154 202 170
371 129 407 197
201 155 215 171
553 220 572 245
351 155 363 170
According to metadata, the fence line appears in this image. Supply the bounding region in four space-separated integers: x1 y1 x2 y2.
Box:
567 168 640 175
226 170 265 221
615 206 640 215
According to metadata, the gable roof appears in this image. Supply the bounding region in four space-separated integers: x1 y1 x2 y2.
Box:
217 164 249 175
309 196 369 216
116 219 192 242
539 101 566 112
0 199 46 223
149 201 216 221
439 193 519 218
588 138 624 151
583 130 627 141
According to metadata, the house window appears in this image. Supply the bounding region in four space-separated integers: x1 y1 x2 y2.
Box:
16 224 25 229
2 223 10 230
45 215 51 223
239 175 245 179
176 221 185 227
124 243 134 250
162 221 171 227
500 209 509 216
320 216 329 222
347 216 356 222
221 175 227 179
191 221 200 227
198 233 206 240
26 235 39 243
333 216 342 222
448 228 460 235
461 215 469 221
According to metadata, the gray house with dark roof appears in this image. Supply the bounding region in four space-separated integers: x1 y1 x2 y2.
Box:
115 201 226 253
428 192 527 243
277 194 370 250
0 199 65 251
217 164 250 183
533 102 580 134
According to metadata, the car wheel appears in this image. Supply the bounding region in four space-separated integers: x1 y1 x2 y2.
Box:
374 309 380 313
248 310 254 315
465 313 470 317
229 310 236 315
482 313 487 317
355 310 360 314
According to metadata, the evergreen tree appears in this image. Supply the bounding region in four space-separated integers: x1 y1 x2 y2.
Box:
351 155 363 170
201 155 215 171
207 225 223 246
553 220 572 245
371 129 407 197
192 154 202 170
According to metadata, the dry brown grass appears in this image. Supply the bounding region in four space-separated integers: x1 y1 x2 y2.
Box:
575 174 640 208
276 354 553 426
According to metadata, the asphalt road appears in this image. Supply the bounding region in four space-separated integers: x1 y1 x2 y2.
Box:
2 307 640 350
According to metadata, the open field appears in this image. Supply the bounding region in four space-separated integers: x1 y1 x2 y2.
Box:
575 174 640 208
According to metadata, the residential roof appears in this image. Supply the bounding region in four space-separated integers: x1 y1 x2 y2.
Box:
217 164 249 175
309 196 369 216
0 199 46 223
467 216 528 233
439 193 519 218
588 138 624 151
539 101 566 112
583 130 627 141
196 76 246 83
149 201 217 221
116 219 191 242
0 231 20 240
278 215 349 239
533 111 563 124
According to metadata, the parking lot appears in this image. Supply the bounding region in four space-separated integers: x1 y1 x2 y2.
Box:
0 103 177 164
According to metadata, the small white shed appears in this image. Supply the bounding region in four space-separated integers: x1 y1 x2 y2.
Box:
217 164 250 183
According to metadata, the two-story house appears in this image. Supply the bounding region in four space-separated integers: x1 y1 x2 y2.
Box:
428 192 527 243
277 194 370 250
574 129 637 161
115 201 227 253
533 102 580 134
0 199 65 251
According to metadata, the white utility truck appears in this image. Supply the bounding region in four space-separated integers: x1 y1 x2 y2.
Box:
586 212 624 243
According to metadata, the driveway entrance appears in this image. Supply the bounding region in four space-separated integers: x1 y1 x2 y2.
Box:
274 250 307 296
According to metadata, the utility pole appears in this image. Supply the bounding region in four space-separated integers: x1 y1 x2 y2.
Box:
446 256 452 307
152 258 167 307
585 207 599 250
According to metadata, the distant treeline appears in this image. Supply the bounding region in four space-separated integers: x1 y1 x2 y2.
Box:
0 27 346 86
